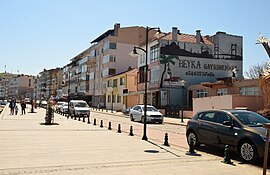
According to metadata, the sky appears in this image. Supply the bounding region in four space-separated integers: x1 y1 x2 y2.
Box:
0 0 269 76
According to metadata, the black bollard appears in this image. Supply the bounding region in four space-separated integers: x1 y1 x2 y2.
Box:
117 124 121 133
78 116 81 121
93 118 96 125
108 122 112 130
83 116 85 122
164 133 170 146
100 120 103 128
74 115 77 120
87 116 90 124
67 114 69 119
187 138 196 154
129 126 134 136
222 145 232 164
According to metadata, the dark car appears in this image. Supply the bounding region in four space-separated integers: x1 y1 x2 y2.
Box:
186 109 270 163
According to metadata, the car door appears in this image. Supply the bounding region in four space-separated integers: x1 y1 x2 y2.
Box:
215 112 240 148
197 111 218 145
132 106 142 121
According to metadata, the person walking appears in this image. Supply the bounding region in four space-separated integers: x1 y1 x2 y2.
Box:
15 104 19 115
21 100 26 115
9 99 16 115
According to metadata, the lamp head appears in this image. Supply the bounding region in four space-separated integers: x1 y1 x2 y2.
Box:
132 47 138 55
180 79 186 87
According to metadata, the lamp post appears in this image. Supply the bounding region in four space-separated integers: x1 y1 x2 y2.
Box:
67 71 71 117
180 80 186 122
111 91 113 113
132 26 161 141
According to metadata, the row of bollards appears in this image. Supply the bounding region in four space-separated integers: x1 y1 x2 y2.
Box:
57 110 233 165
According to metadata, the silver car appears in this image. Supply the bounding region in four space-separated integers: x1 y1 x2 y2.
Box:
129 105 163 124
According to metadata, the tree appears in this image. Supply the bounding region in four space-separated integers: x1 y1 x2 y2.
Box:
159 54 179 88
245 61 270 79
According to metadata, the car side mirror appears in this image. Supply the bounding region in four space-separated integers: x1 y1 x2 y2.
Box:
223 121 233 128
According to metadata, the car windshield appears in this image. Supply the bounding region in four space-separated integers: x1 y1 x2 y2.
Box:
232 111 270 127
63 103 68 106
143 106 158 112
75 102 88 107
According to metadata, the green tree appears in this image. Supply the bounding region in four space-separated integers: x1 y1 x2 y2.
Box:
160 54 179 88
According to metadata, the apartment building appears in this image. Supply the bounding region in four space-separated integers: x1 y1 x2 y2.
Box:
8 74 35 100
132 27 243 109
62 23 156 107
37 68 62 100
106 67 138 111
0 78 9 100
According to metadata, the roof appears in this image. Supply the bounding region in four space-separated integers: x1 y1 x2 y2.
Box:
91 29 114 43
161 32 213 45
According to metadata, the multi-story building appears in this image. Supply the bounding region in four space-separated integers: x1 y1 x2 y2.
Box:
0 78 9 100
132 27 243 109
61 23 156 108
37 68 62 100
106 67 138 111
8 74 35 100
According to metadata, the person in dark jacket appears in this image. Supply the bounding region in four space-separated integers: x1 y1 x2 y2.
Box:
9 98 16 115
21 100 26 115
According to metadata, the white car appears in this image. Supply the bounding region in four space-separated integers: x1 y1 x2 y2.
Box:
129 105 164 124
55 101 65 112
60 102 69 114
69 100 90 118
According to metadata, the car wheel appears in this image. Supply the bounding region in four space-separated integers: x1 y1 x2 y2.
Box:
187 130 199 148
130 114 134 121
239 140 258 163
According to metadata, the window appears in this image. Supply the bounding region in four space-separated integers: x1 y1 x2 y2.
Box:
107 80 112 87
117 95 121 103
138 66 146 83
196 89 208 98
150 68 159 82
89 72 95 80
240 87 259 95
150 45 159 62
103 42 117 51
103 55 116 64
140 54 146 65
113 79 117 87
120 77 125 86
217 88 227 96
90 50 96 58
216 112 231 124
200 112 216 122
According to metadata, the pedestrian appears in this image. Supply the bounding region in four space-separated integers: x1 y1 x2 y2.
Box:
21 100 26 115
15 105 19 115
9 98 16 115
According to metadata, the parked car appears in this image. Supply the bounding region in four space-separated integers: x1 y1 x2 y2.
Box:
122 107 131 116
55 101 65 112
186 109 270 163
60 102 68 114
129 105 163 124
69 100 90 118
40 101 48 108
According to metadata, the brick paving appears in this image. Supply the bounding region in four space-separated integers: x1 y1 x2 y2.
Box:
0 105 266 175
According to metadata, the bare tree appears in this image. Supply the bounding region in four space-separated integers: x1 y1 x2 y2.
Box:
245 61 270 79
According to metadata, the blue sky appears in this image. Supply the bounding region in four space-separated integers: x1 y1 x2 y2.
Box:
0 0 269 76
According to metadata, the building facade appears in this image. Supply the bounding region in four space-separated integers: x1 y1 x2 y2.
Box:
188 78 264 114
106 67 138 111
132 27 243 109
8 74 35 100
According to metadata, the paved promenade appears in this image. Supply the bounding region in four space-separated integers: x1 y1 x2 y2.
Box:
0 105 266 175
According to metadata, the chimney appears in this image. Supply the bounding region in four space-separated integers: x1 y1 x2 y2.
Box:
172 27 178 42
196 30 202 44
114 23 120 36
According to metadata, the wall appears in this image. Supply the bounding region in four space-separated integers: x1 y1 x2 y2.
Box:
233 95 264 111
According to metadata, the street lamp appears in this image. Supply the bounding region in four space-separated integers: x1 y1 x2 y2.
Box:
67 71 71 117
111 91 113 113
180 80 186 122
132 26 161 141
